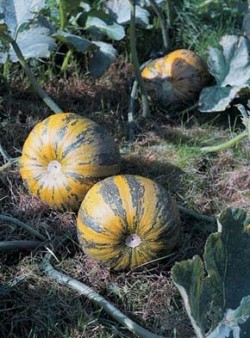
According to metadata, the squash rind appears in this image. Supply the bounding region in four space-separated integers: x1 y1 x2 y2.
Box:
20 113 121 210
141 49 212 106
77 174 181 270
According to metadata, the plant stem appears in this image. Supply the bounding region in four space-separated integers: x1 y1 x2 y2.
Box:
58 0 67 29
0 31 63 114
129 0 150 118
0 157 19 173
200 130 248 153
178 205 216 225
165 0 172 28
128 57 156 142
0 214 46 241
0 240 42 251
3 59 10 80
149 0 170 52
128 79 138 143
0 143 11 162
178 103 199 116
43 253 165 338
0 142 19 173
61 49 73 72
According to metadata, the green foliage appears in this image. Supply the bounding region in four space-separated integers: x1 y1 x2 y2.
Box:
171 208 250 338
104 0 150 26
0 0 159 77
0 0 56 63
173 0 245 57
85 10 125 40
46 0 160 76
0 0 170 77
47 0 124 76
199 35 250 113
181 0 247 22
58 0 83 29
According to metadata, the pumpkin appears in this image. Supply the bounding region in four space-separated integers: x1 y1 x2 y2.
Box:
20 113 121 210
77 174 180 270
141 49 212 106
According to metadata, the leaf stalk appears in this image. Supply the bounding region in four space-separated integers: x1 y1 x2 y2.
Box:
0 31 63 114
129 0 150 118
200 131 248 153
43 253 165 338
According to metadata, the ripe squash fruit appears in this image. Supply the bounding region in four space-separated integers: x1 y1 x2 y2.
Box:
20 113 121 211
77 174 180 270
141 49 212 106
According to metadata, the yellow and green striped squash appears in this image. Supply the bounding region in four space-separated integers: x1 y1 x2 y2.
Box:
141 49 212 106
20 113 121 211
77 175 181 270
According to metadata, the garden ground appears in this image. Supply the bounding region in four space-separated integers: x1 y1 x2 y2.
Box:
0 59 250 338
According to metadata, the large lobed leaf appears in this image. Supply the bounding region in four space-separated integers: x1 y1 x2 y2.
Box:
56 0 83 28
0 0 45 36
53 31 117 77
9 24 55 62
89 41 117 77
171 208 250 338
103 0 150 26
0 0 55 62
85 10 125 41
53 30 93 53
199 35 250 112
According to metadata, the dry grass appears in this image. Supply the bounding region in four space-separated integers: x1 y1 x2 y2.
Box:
1 59 250 338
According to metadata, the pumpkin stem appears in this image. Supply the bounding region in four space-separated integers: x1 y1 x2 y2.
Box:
125 233 142 248
47 160 62 174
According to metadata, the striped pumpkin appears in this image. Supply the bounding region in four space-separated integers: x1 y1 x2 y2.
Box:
77 175 181 270
141 49 212 106
20 113 121 210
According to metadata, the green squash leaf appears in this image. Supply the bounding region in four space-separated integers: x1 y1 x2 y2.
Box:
53 30 94 53
171 256 207 338
103 0 150 26
207 296 250 338
138 0 165 7
199 35 250 112
8 24 56 62
199 86 250 112
0 0 55 61
171 208 250 338
90 41 117 77
57 0 83 28
0 10 7 33
243 8 250 42
220 36 250 87
0 0 46 37
85 10 125 41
